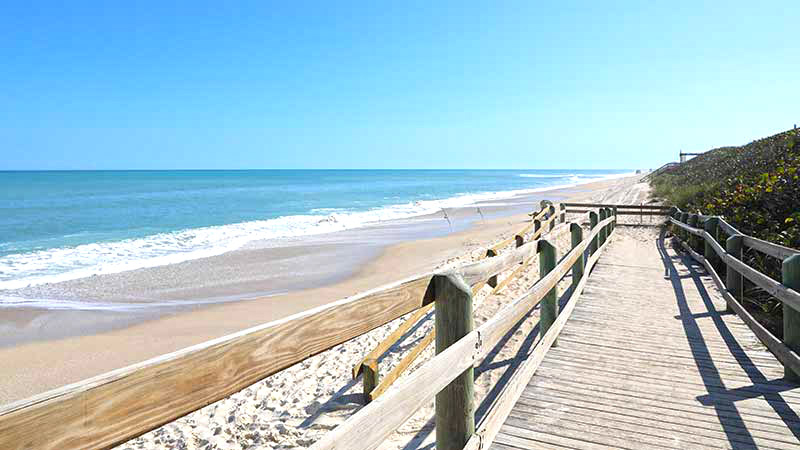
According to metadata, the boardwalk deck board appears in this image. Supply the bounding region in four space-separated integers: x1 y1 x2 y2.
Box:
491 229 800 449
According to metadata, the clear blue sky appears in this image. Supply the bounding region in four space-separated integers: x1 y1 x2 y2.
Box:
1 1 797 170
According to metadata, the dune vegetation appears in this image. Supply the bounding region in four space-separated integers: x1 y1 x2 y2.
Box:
650 127 800 336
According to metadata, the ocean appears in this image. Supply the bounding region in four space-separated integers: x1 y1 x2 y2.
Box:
0 169 632 291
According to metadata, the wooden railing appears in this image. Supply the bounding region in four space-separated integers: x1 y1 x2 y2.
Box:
352 201 566 402
311 208 617 450
0 204 616 450
669 209 800 380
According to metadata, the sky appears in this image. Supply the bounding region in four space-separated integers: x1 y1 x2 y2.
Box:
1 1 798 170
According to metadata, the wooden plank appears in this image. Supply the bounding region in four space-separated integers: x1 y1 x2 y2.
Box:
676 239 800 380
0 273 436 450
566 209 670 216
745 235 800 260
312 216 615 450
562 202 670 210
352 303 433 378
465 231 612 450
368 329 434 400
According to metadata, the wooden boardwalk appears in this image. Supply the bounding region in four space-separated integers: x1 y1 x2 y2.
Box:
492 230 800 449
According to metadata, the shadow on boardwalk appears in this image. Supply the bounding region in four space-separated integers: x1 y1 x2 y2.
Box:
656 228 800 446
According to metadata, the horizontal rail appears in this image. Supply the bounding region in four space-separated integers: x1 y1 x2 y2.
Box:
563 202 670 210
310 215 615 450
567 209 670 216
743 236 800 261
675 239 800 376
0 274 437 449
463 226 612 450
670 218 800 312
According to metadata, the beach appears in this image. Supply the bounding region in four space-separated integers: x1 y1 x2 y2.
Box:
0 174 651 447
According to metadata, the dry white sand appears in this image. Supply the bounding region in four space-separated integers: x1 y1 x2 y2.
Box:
117 177 656 450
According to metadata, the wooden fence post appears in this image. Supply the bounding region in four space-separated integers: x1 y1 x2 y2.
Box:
598 209 607 247
680 212 689 241
559 204 566 223
783 255 800 381
538 240 558 347
534 218 542 236
433 274 475 450
612 206 617 231
688 214 699 251
703 217 720 267
725 235 743 314
589 211 599 255
570 223 584 289
606 208 613 236
548 205 556 230
362 358 379 403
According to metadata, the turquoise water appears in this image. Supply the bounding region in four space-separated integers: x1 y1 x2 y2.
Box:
0 169 631 289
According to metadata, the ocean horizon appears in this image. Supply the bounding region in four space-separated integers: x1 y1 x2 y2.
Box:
0 169 633 291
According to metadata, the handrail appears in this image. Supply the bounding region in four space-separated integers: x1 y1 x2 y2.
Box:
670 218 800 311
674 237 800 376
311 214 616 450
355 204 566 401
669 210 800 382
563 202 670 210
0 204 602 450
463 221 613 450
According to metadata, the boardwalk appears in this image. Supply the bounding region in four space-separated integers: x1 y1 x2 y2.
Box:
492 229 800 449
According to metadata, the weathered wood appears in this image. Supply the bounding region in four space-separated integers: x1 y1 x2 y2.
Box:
434 274 475 450
0 273 437 450
559 203 566 223
362 359 379 403
566 209 669 216
313 216 615 450
611 206 617 232
464 230 612 450
725 235 743 314
716 217 740 237
589 211 598 255
369 329 435 400
703 217 720 266
688 214 700 251
563 202 671 210
538 240 558 346
679 212 689 240
745 236 800 260
548 205 556 230
784 255 800 381
352 304 433 378
598 209 607 247
570 223 584 289
486 248 499 288
677 239 800 380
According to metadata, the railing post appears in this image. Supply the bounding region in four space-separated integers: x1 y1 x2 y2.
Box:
362 358 379 403
725 235 743 314
783 255 800 381
680 212 689 241
548 204 556 230
534 218 541 236
589 211 599 255
433 274 475 450
559 203 566 223
598 209 607 246
688 214 699 251
538 240 558 347
612 206 617 232
606 208 613 236
570 223 584 289
703 217 720 267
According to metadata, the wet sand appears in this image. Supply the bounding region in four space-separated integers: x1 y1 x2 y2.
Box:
0 175 647 405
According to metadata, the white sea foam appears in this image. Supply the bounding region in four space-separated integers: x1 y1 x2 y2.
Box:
0 172 635 291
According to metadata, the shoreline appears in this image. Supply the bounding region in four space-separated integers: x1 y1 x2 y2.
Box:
0 174 646 405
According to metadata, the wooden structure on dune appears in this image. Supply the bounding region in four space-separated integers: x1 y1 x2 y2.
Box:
1 202 799 449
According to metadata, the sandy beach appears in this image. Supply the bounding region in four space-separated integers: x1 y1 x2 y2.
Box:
1 174 652 449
